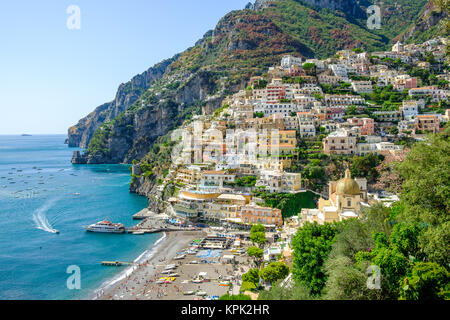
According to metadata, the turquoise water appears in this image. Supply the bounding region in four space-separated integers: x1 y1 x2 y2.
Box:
0 135 161 300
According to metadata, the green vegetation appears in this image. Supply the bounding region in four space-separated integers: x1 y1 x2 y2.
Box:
253 190 318 218
250 224 267 248
285 127 450 300
219 293 252 300
350 153 385 184
232 175 257 187
242 268 260 288
258 282 312 300
292 222 340 296
260 262 290 285
247 246 264 268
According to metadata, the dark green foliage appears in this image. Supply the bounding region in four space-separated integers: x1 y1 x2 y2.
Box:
250 223 267 248
242 268 260 288
291 222 340 296
233 176 257 187
252 191 317 218
400 262 450 300
247 246 264 268
350 153 384 183
258 282 312 300
219 293 252 300
260 262 290 284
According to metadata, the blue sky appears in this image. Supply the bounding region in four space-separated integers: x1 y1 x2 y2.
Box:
0 0 250 134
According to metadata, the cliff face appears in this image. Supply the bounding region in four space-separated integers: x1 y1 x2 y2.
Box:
68 57 175 148
73 71 222 164
397 1 448 43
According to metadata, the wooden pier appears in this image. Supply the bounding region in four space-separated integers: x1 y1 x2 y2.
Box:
101 261 134 266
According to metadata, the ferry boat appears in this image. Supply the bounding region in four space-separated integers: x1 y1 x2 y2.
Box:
84 220 126 233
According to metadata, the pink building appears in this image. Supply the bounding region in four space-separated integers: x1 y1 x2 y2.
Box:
347 117 375 136
266 85 286 103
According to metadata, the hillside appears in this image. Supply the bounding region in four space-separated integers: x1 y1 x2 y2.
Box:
69 0 437 164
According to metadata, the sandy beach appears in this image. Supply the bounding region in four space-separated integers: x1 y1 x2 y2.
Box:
94 230 202 300
94 229 251 300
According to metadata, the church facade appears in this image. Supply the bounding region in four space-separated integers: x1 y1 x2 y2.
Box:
301 169 368 225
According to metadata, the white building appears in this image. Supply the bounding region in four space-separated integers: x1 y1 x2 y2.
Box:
281 55 303 69
254 102 299 117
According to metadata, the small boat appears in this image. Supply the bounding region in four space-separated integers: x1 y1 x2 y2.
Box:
54 230 60 234
174 254 186 260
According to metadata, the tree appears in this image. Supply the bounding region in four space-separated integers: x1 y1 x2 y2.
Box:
291 222 340 295
260 262 290 285
350 153 384 183
400 262 450 300
242 268 260 288
258 282 312 300
219 293 252 300
247 246 264 268
323 255 378 300
345 105 358 115
395 126 450 266
250 224 267 248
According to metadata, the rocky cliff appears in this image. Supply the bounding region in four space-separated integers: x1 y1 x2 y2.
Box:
396 1 448 43
68 57 176 148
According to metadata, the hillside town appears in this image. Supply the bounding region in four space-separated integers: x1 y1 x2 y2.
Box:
142 37 448 228
125 37 449 298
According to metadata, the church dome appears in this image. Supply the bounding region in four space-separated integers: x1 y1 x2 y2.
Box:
336 169 360 195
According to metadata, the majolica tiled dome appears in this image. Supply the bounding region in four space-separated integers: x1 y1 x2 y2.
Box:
336 169 360 195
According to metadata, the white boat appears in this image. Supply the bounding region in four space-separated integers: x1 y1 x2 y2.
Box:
84 220 125 233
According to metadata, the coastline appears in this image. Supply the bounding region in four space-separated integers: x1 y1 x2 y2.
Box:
93 230 204 300
87 231 168 300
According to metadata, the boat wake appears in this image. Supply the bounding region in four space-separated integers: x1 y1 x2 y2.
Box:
32 197 59 234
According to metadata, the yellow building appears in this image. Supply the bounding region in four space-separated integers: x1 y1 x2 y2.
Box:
203 194 250 222
301 169 367 225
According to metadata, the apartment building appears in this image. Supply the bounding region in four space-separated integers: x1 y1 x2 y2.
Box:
351 80 373 94
415 114 440 133
346 117 375 136
200 171 236 188
400 100 420 120
254 102 299 117
372 111 403 122
322 128 357 155
257 170 302 193
324 94 366 107
240 205 283 227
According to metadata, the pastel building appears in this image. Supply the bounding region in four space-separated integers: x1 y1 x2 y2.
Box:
301 169 368 225
322 128 357 155
241 204 283 227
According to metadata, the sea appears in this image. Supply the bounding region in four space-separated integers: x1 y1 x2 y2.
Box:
0 135 163 300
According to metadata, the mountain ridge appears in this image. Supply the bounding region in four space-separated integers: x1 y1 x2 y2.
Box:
68 0 440 164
